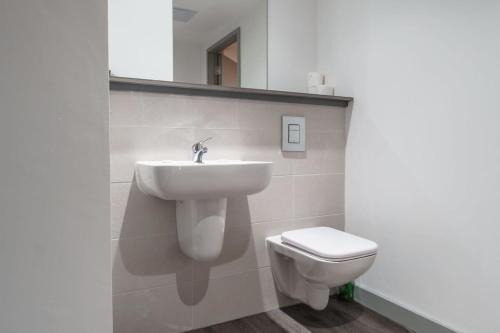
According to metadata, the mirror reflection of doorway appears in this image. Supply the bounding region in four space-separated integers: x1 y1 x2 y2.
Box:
207 28 240 87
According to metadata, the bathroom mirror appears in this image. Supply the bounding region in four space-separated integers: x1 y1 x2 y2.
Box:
108 0 267 89
173 0 268 89
109 0 331 95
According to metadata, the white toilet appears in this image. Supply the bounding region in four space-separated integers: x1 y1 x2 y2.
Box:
266 227 377 310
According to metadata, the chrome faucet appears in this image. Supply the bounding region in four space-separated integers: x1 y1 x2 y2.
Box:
192 137 212 163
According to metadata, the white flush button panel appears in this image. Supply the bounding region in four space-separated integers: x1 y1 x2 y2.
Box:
282 116 305 152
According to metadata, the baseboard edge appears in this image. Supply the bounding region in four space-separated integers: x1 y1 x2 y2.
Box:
354 286 459 333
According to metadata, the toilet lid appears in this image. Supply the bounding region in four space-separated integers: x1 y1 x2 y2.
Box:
281 227 378 260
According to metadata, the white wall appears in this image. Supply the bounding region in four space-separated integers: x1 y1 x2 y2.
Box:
239 1 268 89
0 1 112 332
268 0 318 93
174 41 205 84
317 1 500 332
109 0 173 80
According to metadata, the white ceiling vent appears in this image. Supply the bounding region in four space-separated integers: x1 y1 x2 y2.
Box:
173 7 198 22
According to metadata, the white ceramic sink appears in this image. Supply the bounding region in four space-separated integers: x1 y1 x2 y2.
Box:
135 160 272 200
135 160 273 261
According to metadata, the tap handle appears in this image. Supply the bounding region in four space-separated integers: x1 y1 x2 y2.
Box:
192 137 212 152
197 137 212 145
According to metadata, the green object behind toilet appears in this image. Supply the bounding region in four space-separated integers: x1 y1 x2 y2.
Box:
339 282 355 302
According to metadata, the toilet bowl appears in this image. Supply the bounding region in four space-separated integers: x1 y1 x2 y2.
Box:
266 227 377 310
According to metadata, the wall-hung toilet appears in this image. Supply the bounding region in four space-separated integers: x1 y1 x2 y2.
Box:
266 227 377 310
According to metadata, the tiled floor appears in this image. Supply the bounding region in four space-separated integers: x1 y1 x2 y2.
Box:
187 296 413 333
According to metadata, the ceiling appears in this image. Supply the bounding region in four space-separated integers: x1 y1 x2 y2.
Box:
173 0 265 44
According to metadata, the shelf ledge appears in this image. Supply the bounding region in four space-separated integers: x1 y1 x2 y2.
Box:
110 76 353 108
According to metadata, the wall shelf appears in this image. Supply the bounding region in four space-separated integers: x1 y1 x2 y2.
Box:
110 76 353 107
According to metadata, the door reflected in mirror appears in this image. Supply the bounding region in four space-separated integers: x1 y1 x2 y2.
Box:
173 0 267 89
206 29 240 88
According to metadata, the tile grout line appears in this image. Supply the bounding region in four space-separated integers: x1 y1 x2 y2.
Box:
112 281 179 297
109 173 346 185
109 125 346 133
111 213 346 241
112 266 274 298
252 212 345 225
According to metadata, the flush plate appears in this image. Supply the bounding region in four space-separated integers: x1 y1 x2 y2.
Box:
282 116 306 152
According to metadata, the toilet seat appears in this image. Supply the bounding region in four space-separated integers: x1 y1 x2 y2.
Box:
266 227 378 310
280 227 378 261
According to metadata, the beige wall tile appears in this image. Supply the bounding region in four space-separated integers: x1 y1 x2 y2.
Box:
109 91 347 329
304 105 346 132
110 126 194 182
237 99 282 131
142 92 240 129
225 196 252 227
251 220 295 268
110 92 239 130
193 223 257 282
247 176 294 222
111 182 176 239
293 130 346 175
139 92 196 128
192 267 293 329
239 129 294 176
112 235 193 294
260 102 312 127
113 283 193 333
110 91 144 127
184 95 239 129
293 214 345 231
192 220 295 281
294 174 345 218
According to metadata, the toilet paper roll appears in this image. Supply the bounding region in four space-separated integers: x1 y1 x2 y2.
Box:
307 72 324 87
317 85 334 96
308 86 318 94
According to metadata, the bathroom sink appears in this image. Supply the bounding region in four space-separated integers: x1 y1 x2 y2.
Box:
135 159 273 262
135 160 273 200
